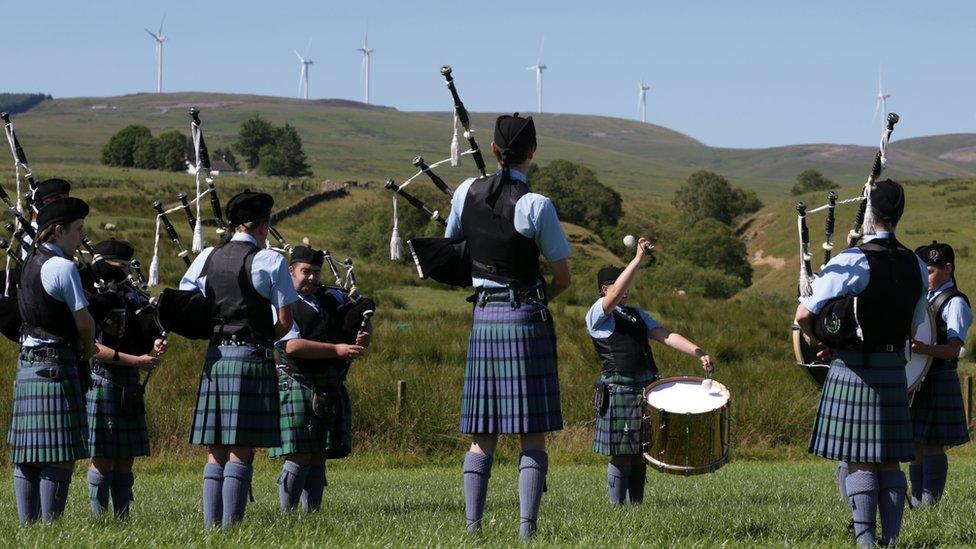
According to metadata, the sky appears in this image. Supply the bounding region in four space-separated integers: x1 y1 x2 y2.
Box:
2 0 975 148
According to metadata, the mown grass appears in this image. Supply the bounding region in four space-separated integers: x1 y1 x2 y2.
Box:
2 458 976 547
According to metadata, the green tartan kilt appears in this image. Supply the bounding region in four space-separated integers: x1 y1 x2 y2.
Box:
910 365 971 447
268 368 352 459
86 364 150 458
189 345 281 448
592 373 655 456
8 351 89 464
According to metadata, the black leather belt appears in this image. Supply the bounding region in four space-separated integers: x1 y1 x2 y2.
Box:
472 286 547 305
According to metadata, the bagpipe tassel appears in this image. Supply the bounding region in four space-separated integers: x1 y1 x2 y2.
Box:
798 266 813 298
450 112 461 167
390 226 403 262
148 217 162 287
3 255 10 298
861 190 876 238
191 218 205 253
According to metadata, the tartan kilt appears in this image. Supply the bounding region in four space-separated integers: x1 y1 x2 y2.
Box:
460 299 562 435
86 364 150 458
593 381 646 456
268 367 352 459
8 351 89 464
910 365 971 447
189 345 281 448
809 350 914 463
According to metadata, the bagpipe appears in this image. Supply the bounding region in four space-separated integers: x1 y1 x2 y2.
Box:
790 112 935 392
384 65 485 288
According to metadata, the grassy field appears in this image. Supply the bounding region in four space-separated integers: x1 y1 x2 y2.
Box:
2 457 976 546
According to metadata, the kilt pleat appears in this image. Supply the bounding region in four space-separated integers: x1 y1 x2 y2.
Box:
268 368 352 458
460 300 562 434
593 381 647 456
9 356 89 464
86 364 150 458
809 350 914 463
911 365 970 447
189 345 281 448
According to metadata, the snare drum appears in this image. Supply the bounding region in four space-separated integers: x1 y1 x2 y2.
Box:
641 376 731 476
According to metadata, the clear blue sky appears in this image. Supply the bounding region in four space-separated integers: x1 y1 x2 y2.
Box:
3 0 974 148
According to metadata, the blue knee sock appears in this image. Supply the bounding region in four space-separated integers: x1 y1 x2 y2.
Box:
837 461 849 501
607 462 628 505
921 453 948 506
462 452 493 533
518 450 548 540
301 465 326 512
845 470 878 547
278 460 309 512
111 471 134 519
87 469 112 518
908 462 923 508
13 464 41 524
202 463 224 528
878 469 907 544
39 466 73 524
627 462 646 504
221 461 253 528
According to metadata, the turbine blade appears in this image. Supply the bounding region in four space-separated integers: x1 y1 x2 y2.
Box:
158 14 166 35
873 99 881 122
537 36 545 64
145 28 157 38
295 50 303 62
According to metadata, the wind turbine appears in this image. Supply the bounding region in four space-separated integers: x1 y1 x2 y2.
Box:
873 71 891 123
295 41 313 100
527 39 547 113
357 31 375 104
638 81 651 123
145 15 167 94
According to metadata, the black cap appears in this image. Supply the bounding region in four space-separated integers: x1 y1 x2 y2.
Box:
916 240 954 266
92 238 135 261
34 178 71 208
36 197 89 233
597 266 624 291
290 245 323 267
869 179 905 223
226 190 273 226
494 113 537 161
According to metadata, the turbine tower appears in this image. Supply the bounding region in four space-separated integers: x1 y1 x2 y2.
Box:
527 39 547 113
357 31 375 104
295 44 313 100
638 81 651 123
145 15 167 94
873 71 891 123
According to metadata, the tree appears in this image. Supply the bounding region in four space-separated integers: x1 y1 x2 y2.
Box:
233 115 275 169
673 218 752 286
529 160 622 232
101 125 153 167
791 169 839 195
155 130 190 172
672 170 763 226
132 135 159 169
257 124 312 178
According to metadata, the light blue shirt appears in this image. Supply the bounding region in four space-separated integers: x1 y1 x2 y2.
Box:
22 243 90 347
444 168 572 288
179 232 299 310
798 232 928 328
930 280 973 344
585 297 662 339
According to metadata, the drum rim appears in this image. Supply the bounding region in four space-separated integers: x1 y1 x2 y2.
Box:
642 375 731 411
643 450 730 476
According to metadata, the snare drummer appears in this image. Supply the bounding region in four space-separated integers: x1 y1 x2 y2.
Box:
906 241 972 508
586 238 713 506
795 180 927 547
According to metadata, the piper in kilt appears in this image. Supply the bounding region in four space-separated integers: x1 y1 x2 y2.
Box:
906 241 972 508
269 246 370 513
10 197 97 524
179 191 299 528
444 114 572 539
83 239 166 519
586 242 713 506
796 179 928 548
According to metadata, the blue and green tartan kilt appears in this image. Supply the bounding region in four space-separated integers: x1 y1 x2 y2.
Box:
86 363 150 458
593 382 647 456
809 350 914 463
189 345 281 448
8 350 89 464
268 368 353 459
910 365 970 447
460 299 562 435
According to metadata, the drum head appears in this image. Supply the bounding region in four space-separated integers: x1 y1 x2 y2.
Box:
643 376 730 414
906 307 936 393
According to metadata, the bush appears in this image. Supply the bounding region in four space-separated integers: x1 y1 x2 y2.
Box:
132 135 158 169
791 169 838 196
257 124 312 178
650 259 746 298
528 160 622 232
156 130 191 172
233 115 276 169
672 170 764 226
674 218 752 286
101 125 153 167
101 126 189 172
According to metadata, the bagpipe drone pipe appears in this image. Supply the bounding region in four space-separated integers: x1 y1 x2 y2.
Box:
384 65 488 288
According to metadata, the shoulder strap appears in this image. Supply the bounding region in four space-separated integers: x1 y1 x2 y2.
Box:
931 288 969 317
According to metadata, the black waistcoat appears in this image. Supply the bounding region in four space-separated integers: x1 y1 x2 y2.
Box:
855 237 924 347
203 240 273 342
291 293 348 377
930 287 970 370
591 306 657 376
460 174 541 287
19 245 78 344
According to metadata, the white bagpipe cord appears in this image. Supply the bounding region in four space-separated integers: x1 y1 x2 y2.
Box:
450 112 461 167
191 125 206 253
4 163 20 298
148 216 162 287
390 195 403 261
797 213 813 297
860 121 893 237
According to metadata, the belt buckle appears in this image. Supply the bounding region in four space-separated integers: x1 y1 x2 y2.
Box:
38 367 61 380
884 344 895 352
264 347 274 360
